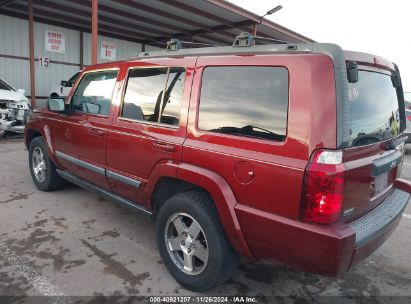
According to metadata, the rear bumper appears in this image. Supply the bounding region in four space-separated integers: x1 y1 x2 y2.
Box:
235 187 410 277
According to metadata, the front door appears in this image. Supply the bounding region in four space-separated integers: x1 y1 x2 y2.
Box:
53 68 120 190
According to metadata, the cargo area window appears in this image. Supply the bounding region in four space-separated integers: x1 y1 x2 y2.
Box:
71 70 118 116
121 67 185 126
198 66 289 141
345 70 400 147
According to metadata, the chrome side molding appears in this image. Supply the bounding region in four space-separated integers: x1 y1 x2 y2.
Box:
56 150 141 189
56 151 105 176
106 169 141 189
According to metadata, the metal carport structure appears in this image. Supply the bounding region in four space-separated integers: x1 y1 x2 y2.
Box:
0 0 313 107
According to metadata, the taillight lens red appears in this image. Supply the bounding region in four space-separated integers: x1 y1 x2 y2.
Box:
302 150 345 224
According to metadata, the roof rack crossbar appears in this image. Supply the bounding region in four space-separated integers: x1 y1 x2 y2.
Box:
166 38 220 51
233 32 291 47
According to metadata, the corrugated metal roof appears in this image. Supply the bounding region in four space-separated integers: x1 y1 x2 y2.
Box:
0 0 314 47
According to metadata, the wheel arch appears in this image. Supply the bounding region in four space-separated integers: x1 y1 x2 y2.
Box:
145 161 254 260
25 126 59 167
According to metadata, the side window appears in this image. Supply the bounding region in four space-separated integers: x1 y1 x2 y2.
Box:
71 70 118 116
121 67 185 126
198 66 289 141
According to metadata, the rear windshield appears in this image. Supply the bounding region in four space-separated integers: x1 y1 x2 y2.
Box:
345 70 400 147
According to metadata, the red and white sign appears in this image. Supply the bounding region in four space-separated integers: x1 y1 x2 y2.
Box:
100 41 117 61
45 30 65 53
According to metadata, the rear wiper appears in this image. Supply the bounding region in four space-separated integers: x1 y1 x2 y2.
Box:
241 125 279 136
210 125 284 140
385 136 408 150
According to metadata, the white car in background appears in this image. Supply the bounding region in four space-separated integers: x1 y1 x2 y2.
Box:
0 78 30 136
49 71 81 98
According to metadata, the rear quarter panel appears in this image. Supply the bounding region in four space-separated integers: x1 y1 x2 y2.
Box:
184 54 337 219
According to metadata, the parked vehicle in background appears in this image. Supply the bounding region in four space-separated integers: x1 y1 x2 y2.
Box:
404 92 411 114
24 37 411 291
0 78 30 136
404 92 411 143
49 71 81 98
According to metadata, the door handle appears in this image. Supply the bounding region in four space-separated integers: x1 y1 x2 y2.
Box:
88 127 105 137
152 141 176 152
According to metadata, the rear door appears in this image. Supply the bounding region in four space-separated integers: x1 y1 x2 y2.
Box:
106 58 196 206
340 62 406 220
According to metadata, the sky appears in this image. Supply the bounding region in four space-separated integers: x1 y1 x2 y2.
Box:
230 0 411 92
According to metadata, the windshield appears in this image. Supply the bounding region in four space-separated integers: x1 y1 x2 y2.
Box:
66 72 80 86
345 70 400 147
0 79 15 91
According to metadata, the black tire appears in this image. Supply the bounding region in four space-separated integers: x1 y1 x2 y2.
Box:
156 190 239 292
29 136 65 191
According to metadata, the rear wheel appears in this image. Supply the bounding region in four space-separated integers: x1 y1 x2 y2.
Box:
29 136 64 191
156 190 239 291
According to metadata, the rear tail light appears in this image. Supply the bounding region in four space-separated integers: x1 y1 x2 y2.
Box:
301 150 345 224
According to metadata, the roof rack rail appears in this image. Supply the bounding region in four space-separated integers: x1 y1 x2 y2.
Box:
166 38 219 51
233 32 291 47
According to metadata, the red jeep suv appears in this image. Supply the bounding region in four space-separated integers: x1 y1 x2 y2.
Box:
25 37 411 291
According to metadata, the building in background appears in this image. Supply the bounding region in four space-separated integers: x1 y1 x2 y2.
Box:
0 0 313 107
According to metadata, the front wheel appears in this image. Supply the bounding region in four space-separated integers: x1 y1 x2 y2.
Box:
29 136 64 191
156 190 239 292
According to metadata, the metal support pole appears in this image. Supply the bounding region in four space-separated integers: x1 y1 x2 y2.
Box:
252 23 258 36
80 31 84 70
28 0 36 108
91 0 98 65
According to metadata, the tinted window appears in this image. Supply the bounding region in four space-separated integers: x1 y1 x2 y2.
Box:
346 71 400 147
122 67 185 126
198 67 288 141
0 79 14 91
71 70 118 116
161 68 185 125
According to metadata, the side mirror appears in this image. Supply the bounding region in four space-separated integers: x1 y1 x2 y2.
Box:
48 98 66 113
61 80 68 86
17 88 26 95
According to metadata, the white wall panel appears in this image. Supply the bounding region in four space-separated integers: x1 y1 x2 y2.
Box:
0 58 30 93
145 45 163 52
0 15 29 57
0 14 162 101
82 33 142 65
34 22 81 96
34 22 80 64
